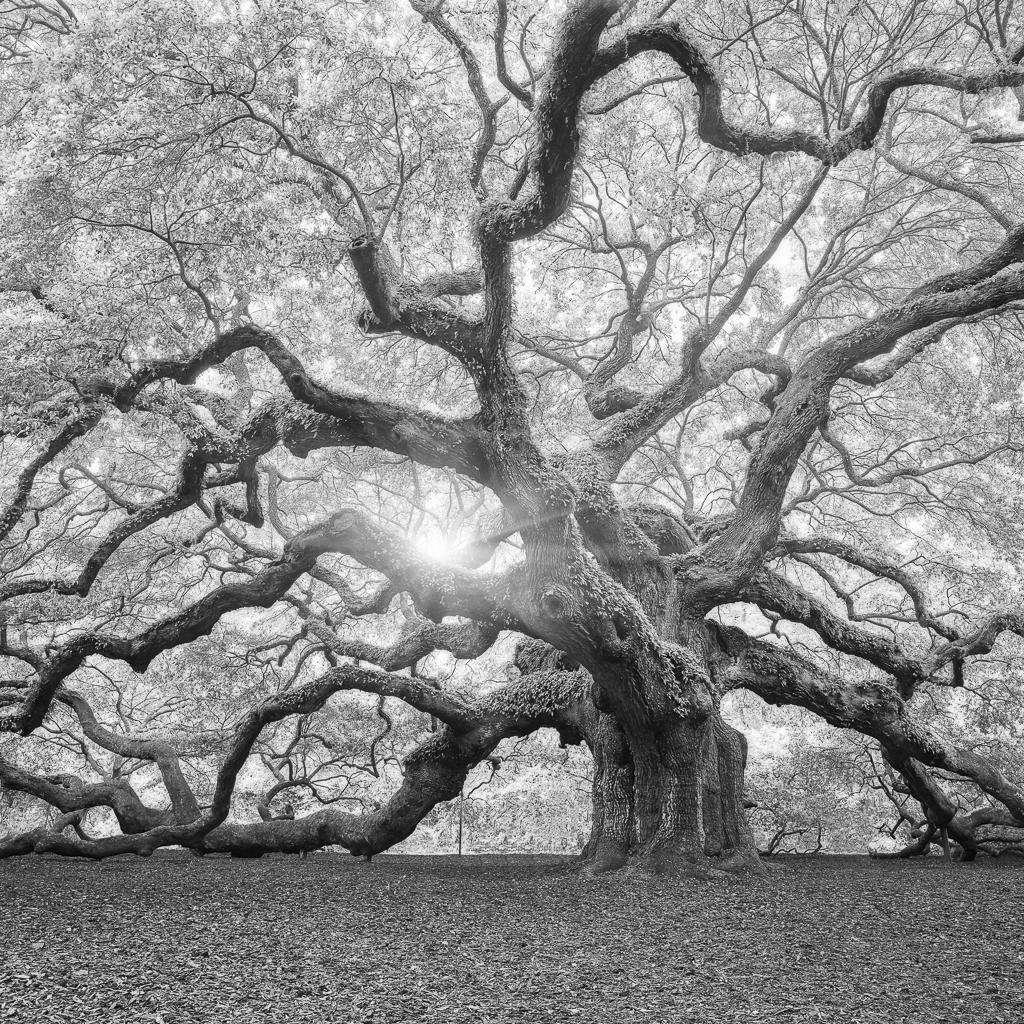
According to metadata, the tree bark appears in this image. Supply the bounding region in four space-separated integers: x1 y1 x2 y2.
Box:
582 692 761 876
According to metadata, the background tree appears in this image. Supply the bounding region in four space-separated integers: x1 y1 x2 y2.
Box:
4 0 1024 874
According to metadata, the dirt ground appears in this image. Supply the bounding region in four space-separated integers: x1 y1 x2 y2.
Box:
1 851 1021 1023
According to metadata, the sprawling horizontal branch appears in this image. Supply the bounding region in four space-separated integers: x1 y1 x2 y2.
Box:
780 536 961 642
0 811 90 859
3 665 594 860
1 327 493 621
0 514 395 733
715 625 1024 823
592 346 795 477
838 322 959 387
972 130 1024 145
587 22 1024 165
889 758 981 858
194 665 592 857
0 755 171 833
738 568 923 692
3 662 422 858
307 567 396 617
300 610 501 677
0 452 225 604
0 503 523 736
739 556 1024 693
23 326 481 481
132 325 489 480
924 610 1024 675
871 824 937 860
304 508 508 625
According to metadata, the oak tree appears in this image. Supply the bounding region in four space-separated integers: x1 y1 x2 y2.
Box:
4 0 1024 873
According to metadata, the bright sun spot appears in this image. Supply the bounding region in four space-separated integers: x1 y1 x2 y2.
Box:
412 532 458 563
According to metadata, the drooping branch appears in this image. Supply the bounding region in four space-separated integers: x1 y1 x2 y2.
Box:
738 564 1024 700
888 756 977 859
923 610 1024 675
0 514 392 733
3 328 491 555
1 505 517 735
193 670 593 858
299 508 508 625
0 810 90 859
870 823 936 859
0 451 228 604
307 566 396 617
838 322 959 387
0 754 171 834
194 665 594 858
13 661 452 858
132 324 490 480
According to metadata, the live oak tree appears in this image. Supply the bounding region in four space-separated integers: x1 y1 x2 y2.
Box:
4 0 1024 873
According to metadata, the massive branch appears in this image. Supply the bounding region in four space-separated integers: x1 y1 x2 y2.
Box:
2 663 594 860
586 21 1024 164
1 507 516 734
714 625 1024 826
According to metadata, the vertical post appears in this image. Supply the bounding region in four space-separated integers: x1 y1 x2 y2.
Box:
458 786 464 856
940 827 952 863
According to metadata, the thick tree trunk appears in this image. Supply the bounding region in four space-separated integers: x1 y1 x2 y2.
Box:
552 502 764 877
583 712 634 870
583 705 761 876
577 617 761 876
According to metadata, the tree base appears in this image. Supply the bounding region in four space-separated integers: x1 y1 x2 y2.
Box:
581 843 765 879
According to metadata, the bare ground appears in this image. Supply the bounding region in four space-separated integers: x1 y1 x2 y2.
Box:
1 851 1022 1023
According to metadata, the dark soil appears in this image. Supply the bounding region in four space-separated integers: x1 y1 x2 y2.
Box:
1 852 1022 1023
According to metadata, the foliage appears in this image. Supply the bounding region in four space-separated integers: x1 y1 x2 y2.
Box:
4 0 1024 869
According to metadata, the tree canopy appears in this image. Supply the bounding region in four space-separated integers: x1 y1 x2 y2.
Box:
3 0 1024 872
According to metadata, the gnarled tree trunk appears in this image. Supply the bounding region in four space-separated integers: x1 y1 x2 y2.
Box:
582 660 760 876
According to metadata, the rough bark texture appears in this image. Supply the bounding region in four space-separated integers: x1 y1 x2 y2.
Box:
586 707 758 875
